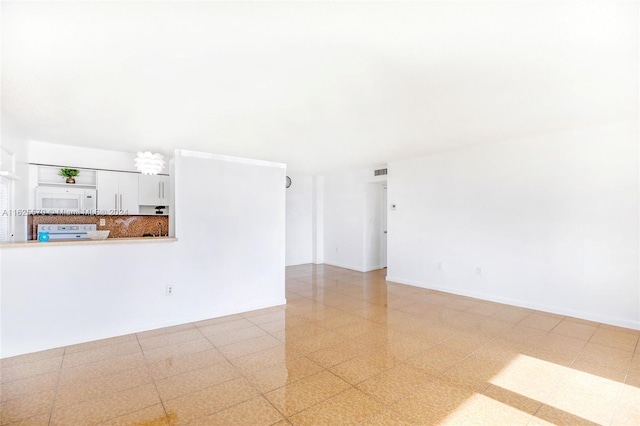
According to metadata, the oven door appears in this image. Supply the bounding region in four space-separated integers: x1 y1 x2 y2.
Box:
35 187 84 213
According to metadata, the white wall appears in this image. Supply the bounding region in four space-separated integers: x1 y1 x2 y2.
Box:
387 120 639 329
311 175 324 264
323 167 386 272
0 149 286 357
0 116 30 241
285 172 313 266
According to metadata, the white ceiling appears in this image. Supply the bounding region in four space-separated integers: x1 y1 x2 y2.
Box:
2 1 637 174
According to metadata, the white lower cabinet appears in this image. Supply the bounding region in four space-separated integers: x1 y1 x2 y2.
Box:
97 171 139 215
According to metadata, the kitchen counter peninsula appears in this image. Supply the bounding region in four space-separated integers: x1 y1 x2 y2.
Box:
0 236 177 248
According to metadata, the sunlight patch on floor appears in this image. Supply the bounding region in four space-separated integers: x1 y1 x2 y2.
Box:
489 354 630 425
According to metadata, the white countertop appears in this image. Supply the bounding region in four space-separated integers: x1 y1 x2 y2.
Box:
0 236 178 248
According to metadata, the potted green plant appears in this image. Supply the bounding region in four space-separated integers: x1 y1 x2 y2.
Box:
59 168 79 184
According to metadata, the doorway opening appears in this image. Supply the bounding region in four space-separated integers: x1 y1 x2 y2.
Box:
381 184 387 269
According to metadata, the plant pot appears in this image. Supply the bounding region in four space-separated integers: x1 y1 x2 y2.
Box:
66 178 76 184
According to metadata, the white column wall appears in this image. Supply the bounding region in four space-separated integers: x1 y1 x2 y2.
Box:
285 172 313 266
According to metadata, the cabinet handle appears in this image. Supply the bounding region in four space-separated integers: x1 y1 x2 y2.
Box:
158 182 161 199
162 182 165 199
115 194 118 210
120 194 123 210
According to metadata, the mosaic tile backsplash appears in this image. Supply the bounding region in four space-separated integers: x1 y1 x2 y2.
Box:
28 215 170 240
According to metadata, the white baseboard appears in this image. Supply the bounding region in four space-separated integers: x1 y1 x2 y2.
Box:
385 276 425 287
322 260 365 272
1 297 287 358
384 277 640 331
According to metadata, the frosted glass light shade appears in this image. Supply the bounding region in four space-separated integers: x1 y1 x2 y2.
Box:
135 152 165 175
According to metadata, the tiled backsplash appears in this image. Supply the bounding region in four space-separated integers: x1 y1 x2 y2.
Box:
28 215 169 240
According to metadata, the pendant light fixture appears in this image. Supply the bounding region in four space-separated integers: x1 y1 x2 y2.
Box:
135 152 165 175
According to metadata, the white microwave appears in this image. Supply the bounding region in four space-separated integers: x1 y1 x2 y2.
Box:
35 186 97 214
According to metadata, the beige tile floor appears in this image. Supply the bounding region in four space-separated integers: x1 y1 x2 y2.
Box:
1 265 639 425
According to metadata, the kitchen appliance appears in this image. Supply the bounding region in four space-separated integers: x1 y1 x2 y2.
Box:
37 224 97 240
35 186 97 214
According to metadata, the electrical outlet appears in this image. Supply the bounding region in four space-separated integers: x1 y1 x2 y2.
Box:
166 285 174 296
335 246 338 253
476 267 482 276
99 219 106 226
437 262 443 271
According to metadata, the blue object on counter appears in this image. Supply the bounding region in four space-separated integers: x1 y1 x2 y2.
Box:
38 231 50 242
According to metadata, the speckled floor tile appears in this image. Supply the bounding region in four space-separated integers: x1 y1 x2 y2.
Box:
518 312 563 332
3 413 51 426
0 390 55 425
197 318 258 337
611 379 640 425
54 366 152 408
497 324 547 349
440 391 533 425
58 352 146 386
486 353 568 402
95 403 170 425
404 342 469 377
192 313 245 328
541 371 624 425
244 310 287 325
550 318 598 341
155 361 240 401
490 306 533 323
289 387 384 425
142 338 214 363
188 396 284 426
589 327 639 351
570 342 633 381
285 330 348 356
1 357 62 383
482 385 543 415
147 348 227 380
217 335 282 359
49 384 159 426
0 348 64 369
387 378 476 424
356 363 434 404
628 352 640 378
162 377 259 425
138 328 203 351
0 372 58 403
531 404 602 426
525 334 587 366
64 334 137 355
62 341 140 369
263 370 350 416
205 326 268 347
3 266 638 426
438 356 499 392
306 340 376 369
247 356 324 393
359 409 415 426
329 348 398 385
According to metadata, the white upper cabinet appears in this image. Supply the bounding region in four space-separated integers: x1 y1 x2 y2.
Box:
97 171 139 215
138 175 170 206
